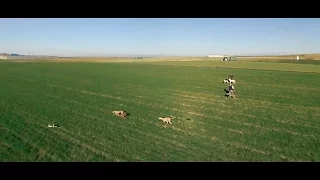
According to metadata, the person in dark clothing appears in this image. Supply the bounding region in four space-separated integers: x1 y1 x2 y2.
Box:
225 82 236 99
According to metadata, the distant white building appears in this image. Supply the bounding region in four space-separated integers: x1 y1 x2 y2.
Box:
0 56 8 59
208 54 224 58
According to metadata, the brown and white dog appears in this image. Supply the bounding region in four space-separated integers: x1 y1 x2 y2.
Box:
112 110 130 119
159 116 175 125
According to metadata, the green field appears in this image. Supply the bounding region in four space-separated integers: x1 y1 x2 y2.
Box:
0 60 319 162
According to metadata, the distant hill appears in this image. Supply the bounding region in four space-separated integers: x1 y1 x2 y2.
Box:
303 53 320 60
0 53 10 56
0 53 22 56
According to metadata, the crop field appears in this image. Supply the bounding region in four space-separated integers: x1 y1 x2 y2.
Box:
0 59 319 162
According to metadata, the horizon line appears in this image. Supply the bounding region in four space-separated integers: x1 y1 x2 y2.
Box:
1 52 319 57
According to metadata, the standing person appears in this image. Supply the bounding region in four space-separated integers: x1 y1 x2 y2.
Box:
227 82 236 99
223 74 236 99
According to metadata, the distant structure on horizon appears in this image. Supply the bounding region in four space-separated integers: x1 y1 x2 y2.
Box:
0 53 59 60
0 53 10 59
208 54 225 58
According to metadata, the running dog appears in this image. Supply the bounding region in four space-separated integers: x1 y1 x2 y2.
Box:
223 79 236 84
112 110 130 118
223 74 236 84
159 116 175 125
48 124 59 128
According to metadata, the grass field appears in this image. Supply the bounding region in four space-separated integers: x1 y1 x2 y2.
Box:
0 59 319 162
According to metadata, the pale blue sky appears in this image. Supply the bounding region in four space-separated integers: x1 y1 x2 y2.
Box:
0 18 319 56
